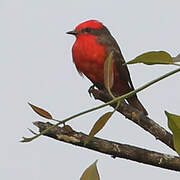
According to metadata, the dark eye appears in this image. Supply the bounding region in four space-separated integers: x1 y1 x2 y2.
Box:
85 28 91 32
83 28 92 33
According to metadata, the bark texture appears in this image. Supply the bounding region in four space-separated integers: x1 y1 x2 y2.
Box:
34 121 180 172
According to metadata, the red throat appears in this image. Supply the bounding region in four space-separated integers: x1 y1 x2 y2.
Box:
72 34 107 85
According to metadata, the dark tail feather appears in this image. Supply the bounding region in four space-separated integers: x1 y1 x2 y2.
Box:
127 96 148 115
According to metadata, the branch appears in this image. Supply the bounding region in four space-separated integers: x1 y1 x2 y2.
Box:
34 121 180 172
89 89 174 150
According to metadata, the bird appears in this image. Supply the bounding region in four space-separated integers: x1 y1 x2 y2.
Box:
67 20 148 115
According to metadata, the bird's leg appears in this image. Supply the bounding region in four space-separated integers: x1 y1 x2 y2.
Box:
88 85 96 97
88 84 110 98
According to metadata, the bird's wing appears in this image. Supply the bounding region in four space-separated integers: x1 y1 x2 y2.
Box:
98 33 135 91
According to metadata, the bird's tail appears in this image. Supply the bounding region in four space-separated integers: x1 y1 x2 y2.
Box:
127 95 148 115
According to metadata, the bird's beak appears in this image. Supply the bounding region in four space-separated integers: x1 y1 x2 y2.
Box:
66 30 78 35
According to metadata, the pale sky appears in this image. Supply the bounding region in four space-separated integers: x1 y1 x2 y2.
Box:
0 0 180 179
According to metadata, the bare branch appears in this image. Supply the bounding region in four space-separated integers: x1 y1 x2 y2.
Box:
34 121 180 172
90 89 174 150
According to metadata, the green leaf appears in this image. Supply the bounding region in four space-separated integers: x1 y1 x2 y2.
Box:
173 131 180 155
126 51 174 65
80 160 100 180
28 103 53 119
104 51 114 96
165 111 180 132
20 137 35 143
165 111 180 155
85 112 113 144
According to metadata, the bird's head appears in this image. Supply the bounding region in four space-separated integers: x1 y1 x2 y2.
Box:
66 20 106 38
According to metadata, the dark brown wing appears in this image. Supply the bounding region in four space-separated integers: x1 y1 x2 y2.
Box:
97 29 148 115
97 27 135 92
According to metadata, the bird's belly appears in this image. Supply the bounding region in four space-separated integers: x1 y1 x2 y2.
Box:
76 59 130 96
79 61 105 84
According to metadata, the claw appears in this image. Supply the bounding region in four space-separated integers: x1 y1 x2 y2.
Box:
88 85 95 97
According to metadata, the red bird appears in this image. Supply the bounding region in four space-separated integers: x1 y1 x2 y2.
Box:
67 20 148 115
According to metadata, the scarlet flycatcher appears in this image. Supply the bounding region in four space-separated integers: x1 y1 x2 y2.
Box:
67 20 148 115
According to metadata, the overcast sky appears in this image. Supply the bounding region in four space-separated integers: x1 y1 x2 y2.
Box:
0 0 180 179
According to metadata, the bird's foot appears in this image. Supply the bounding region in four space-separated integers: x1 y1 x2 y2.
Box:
88 85 95 97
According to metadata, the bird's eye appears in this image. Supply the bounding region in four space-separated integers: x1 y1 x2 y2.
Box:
84 28 92 33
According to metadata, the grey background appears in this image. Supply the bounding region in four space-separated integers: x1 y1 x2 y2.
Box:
1 0 180 179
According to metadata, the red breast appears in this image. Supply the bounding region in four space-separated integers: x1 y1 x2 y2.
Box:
72 33 107 85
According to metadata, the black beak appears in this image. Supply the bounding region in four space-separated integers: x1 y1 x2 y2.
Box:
66 30 78 35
